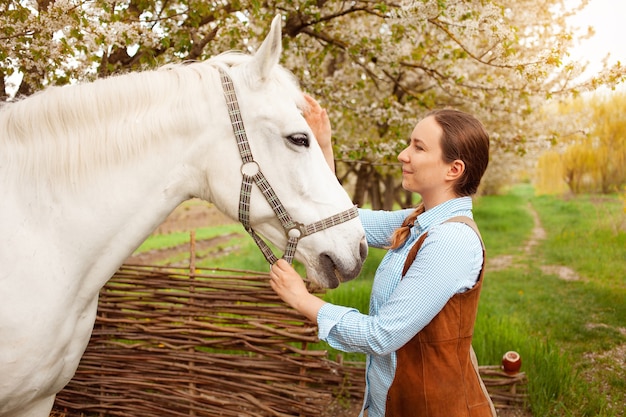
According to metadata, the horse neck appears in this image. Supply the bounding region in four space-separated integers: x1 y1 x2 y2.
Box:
4 71 229 295
42 150 194 290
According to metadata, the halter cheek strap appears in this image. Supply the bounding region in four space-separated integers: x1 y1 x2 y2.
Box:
218 67 358 265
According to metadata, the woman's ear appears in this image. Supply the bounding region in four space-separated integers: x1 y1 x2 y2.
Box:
446 159 465 181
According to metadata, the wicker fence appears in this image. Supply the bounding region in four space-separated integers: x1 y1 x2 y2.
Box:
53 263 527 416
53 264 364 417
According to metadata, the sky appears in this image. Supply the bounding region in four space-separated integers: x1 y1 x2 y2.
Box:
566 0 626 80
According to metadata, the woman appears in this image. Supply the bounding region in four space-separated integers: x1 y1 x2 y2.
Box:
270 96 495 417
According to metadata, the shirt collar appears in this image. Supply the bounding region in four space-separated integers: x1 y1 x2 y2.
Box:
413 196 473 234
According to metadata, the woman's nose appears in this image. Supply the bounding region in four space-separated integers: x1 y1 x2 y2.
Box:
398 147 408 162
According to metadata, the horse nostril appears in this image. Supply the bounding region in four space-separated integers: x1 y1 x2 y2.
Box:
359 238 368 261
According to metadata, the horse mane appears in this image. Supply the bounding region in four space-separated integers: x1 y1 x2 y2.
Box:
0 52 303 192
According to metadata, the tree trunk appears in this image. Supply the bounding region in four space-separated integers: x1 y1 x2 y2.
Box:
353 163 371 207
369 170 383 210
382 174 396 210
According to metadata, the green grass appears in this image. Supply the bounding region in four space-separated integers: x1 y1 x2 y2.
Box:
135 224 243 252
473 186 535 256
473 184 626 417
138 185 626 416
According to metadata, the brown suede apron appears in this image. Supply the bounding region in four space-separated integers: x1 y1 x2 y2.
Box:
385 217 496 417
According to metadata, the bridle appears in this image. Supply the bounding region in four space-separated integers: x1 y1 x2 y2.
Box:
218 67 358 265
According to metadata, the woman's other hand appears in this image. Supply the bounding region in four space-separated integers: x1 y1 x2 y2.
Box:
269 259 326 323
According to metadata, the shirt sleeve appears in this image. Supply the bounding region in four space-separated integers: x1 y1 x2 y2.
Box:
316 222 483 355
359 208 413 248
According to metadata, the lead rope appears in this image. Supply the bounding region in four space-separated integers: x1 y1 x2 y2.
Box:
218 66 358 265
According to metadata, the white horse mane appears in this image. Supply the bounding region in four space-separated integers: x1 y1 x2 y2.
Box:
0 52 303 192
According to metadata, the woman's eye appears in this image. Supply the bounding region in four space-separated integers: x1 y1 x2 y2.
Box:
287 134 310 147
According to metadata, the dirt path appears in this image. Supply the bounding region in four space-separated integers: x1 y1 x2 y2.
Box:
488 202 579 282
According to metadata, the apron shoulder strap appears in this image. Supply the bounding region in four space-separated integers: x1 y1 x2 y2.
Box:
401 216 481 278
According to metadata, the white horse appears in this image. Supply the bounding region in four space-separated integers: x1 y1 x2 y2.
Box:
0 15 366 417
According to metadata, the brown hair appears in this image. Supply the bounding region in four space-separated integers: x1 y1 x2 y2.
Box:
388 109 489 249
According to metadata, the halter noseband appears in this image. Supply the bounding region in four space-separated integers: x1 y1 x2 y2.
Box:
218 67 358 265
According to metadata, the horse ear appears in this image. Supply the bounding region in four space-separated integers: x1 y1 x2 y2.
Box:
249 14 282 81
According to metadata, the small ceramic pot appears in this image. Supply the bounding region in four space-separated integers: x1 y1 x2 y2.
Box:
502 351 522 374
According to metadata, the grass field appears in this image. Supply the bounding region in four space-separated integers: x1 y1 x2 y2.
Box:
135 184 626 417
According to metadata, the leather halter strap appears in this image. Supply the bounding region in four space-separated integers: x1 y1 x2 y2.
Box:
218 67 358 265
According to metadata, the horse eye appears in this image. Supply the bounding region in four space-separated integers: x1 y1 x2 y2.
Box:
287 133 310 147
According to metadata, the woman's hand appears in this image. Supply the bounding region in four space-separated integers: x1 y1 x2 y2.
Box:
303 94 334 172
269 259 326 323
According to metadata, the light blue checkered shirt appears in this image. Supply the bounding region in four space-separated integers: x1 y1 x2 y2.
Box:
317 196 483 417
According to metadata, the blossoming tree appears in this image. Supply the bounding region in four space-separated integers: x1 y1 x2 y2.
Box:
2 0 624 204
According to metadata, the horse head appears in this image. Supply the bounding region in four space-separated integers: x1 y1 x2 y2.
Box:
201 15 367 288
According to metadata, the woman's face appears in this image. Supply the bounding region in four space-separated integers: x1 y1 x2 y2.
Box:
398 116 452 198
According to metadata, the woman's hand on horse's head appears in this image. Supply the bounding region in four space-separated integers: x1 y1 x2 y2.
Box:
303 94 331 147
303 94 334 172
